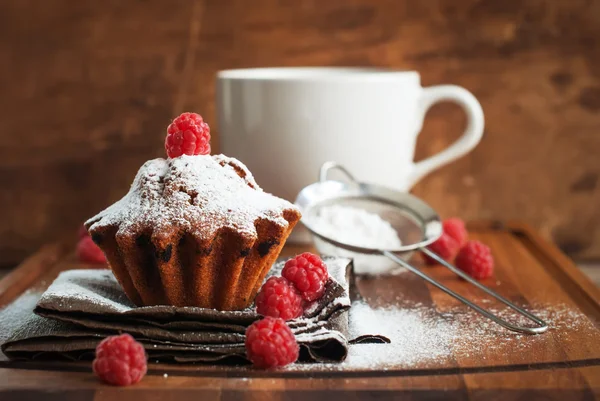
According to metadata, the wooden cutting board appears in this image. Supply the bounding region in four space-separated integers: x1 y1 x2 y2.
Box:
0 222 599 400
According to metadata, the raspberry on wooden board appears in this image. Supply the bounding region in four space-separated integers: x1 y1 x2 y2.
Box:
93 334 147 386
455 240 494 280
78 224 89 239
422 233 460 265
282 253 329 302
245 317 299 369
443 218 468 246
255 277 304 320
77 236 106 264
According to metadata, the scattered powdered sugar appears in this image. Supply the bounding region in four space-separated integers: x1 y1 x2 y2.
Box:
86 154 299 240
287 299 598 371
344 301 452 368
449 302 599 355
310 205 401 249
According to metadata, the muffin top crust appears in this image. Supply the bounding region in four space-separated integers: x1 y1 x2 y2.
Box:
86 154 300 240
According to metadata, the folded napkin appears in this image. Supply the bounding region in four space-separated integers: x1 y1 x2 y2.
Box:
1 257 383 364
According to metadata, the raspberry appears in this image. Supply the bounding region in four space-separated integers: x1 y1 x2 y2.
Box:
423 233 460 265
93 334 147 386
165 112 211 158
443 218 468 246
78 224 89 239
282 253 329 302
245 317 299 368
255 277 303 320
77 236 106 264
455 240 494 280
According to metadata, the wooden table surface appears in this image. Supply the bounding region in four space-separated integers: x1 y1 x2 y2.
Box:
0 222 599 400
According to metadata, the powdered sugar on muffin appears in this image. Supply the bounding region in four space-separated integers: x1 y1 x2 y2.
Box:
86 155 298 240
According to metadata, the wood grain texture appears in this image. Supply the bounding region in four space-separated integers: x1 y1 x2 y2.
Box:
0 241 69 307
0 368 598 401
0 223 598 400
0 0 599 266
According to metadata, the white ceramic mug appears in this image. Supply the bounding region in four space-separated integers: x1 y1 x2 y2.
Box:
217 67 484 201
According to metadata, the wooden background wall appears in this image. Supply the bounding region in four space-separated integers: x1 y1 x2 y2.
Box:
0 0 599 267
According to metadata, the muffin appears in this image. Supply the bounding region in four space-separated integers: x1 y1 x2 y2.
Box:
85 116 300 310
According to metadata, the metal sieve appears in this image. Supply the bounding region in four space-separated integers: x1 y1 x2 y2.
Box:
295 162 548 335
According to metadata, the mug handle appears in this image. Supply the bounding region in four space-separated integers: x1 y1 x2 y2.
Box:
407 85 484 188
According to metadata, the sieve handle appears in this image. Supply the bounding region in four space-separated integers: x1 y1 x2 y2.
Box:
382 249 548 335
319 161 358 184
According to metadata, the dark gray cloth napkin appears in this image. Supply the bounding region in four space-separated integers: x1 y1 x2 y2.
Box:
1 257 383 364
